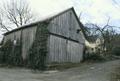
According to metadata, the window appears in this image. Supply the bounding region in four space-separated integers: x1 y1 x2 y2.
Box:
76 29 81 34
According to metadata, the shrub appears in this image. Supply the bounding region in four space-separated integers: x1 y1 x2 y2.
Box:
0 40 23 66
0 22 50 70
84 53 105 62
9 40 23 66
0 40 13 64
27 22 49 70
112 46 120 56
0 48 5 64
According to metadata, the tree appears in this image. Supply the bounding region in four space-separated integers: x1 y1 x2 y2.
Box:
0 0 35 31
0 12 10 31
84 18 120 54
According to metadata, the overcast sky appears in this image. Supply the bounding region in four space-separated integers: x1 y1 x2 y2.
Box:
0 0 120 39
26 0 120 27
1 0 120 27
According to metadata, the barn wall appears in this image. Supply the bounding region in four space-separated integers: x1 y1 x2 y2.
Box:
21 26 37 59
67 40 83 62
47 35 83 63
48 9 84 44
47 35 67 63
47 9 85 63
4 30 21 43
3 26 37 59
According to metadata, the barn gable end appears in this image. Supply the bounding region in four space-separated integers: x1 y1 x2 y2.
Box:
48 8 84 44
47 8 85 63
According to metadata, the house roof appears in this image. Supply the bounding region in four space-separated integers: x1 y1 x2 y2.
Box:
4 7 85 37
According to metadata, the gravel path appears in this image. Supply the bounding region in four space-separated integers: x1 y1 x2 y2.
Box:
0 60 119 81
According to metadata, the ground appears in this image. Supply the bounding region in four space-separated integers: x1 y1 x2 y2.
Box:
0 60 119 81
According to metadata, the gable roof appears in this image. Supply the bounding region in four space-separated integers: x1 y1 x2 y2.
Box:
4 7 85 36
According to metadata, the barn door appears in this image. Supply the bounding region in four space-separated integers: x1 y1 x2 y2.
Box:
67 40 83 63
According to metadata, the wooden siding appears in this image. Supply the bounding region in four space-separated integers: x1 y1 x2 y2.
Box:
47 35 67 63
4 26 37 59
67 40 83 62
47 35 83 63
21 26 37 59
48 9 84 44
47 9 84 63
4 30 21 43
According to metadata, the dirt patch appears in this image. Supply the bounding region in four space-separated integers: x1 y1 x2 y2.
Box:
111 67 120 81
0 60 119 81
47 63 83 71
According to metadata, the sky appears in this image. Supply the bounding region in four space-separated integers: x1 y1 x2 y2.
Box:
0 0 120 39
27 0 120 27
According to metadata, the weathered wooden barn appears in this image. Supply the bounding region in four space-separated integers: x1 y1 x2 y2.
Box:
3 7 85 63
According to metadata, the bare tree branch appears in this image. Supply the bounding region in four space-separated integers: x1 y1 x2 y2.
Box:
0 0 35 32
0 11 9 31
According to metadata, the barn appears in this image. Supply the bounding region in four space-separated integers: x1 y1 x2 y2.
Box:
3 7 85 64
